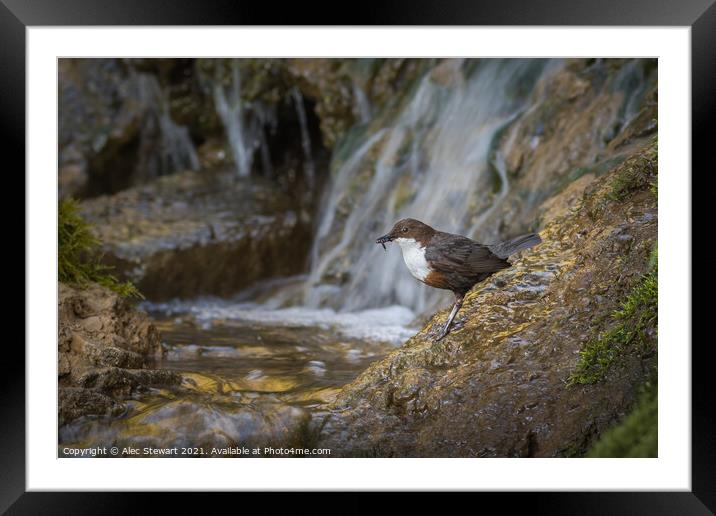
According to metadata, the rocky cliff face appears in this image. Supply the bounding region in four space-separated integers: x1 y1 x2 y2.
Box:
58 58 420 199
59 59 203 198
314 137 657 457
58 282 180 425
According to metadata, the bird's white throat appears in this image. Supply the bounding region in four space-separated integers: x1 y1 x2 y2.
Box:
395 237 430 281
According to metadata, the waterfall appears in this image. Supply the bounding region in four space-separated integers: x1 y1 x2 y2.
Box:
252 102 277 179
303 128 388 308
130 72 200 176
613 58 652 127
352 82 372 123
303 59 554 313
212 61 282 178
213 61 253 177
291 87 316 191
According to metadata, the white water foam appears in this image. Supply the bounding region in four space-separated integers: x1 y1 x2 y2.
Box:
142 298 417 346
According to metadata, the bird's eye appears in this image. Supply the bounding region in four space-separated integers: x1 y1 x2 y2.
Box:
402 227 408 233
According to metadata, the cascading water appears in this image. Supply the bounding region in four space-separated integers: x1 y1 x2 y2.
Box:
213 61 253 177
303 59 556 313
291 87 316 191
212 61 282 178
253 103 277 179
130 72 200 176
175 57 650 319
303 128 389 308
352 82 372 124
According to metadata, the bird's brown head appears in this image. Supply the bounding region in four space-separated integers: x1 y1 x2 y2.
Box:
376 218 435 247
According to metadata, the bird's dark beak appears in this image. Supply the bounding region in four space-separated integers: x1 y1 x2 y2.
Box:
376 233 393 251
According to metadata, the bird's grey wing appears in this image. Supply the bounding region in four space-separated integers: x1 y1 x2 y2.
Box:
426 233 510 276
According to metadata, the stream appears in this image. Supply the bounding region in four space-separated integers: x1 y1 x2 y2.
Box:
59 285 417 455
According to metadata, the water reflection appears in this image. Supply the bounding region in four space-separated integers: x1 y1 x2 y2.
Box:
59 303 416 456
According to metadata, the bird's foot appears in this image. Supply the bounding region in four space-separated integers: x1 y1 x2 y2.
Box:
434 327 450 342
434 296 464 342
434 318 468 341
452 318 467 331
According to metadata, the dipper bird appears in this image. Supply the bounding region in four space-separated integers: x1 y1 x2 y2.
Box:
376 218 541 341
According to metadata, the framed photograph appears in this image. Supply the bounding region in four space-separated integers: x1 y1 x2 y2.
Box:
9 0 707 510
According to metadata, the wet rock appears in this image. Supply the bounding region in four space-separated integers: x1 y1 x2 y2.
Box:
271 58 429 148
606 85 658 151
80 169 311 300
484 58 657 240
59 388 125 426
389 368 433 416
58 282 171 424
60 393 313 455
59 282 162 365
316 138 658 457
58 58 450 201
196 137 232 170
195 58 363 172
58 59 132 198
72 336 146 370
367 59 433 113
59 59 202 199
58 162 90 200
283 59 361 149
77 367 181 399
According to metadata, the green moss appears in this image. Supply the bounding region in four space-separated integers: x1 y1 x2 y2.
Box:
604 137 658 202
567 252 657 386
587 376 657 457
58 198 143 299
647 245 658 270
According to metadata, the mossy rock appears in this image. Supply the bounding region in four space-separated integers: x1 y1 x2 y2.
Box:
315 137 658 457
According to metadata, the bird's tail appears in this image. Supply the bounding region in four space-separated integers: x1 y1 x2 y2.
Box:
488 233 542 259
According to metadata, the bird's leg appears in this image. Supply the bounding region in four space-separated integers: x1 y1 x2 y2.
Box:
436 293 464 341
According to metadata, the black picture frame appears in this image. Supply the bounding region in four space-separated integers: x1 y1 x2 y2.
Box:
5 0 708 512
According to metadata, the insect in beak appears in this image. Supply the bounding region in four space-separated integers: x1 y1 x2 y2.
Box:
376 234 392 251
